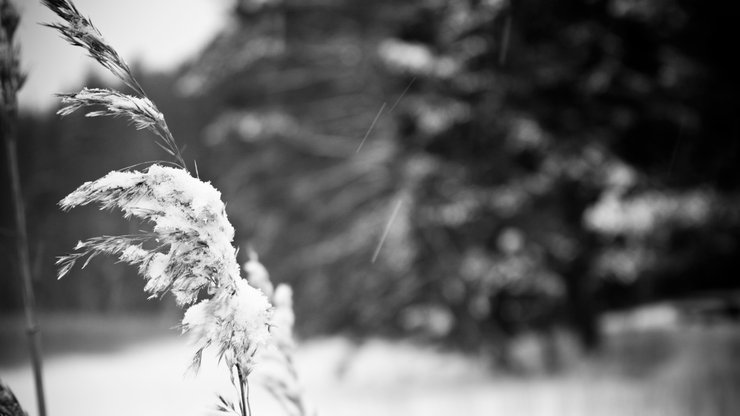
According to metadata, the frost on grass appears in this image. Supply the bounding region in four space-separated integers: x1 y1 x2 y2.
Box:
57 165 272 371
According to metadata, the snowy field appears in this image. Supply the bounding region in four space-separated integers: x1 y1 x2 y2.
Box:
1 313 739 416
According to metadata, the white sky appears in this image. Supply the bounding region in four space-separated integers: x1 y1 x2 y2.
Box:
15 0 232 112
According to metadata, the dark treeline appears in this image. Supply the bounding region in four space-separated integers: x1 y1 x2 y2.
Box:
2 0 739 363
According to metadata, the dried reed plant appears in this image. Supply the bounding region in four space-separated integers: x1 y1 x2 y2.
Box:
1 1 46 415
43 0 186 169
43 1 312 414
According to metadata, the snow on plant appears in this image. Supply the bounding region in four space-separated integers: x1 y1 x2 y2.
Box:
249 276 316 416
183 279 272 371
57 166 239 304
42 1 313 415
55 165 275 374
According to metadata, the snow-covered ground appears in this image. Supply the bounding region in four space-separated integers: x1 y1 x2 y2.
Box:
1 314 738 416
2 334 493 416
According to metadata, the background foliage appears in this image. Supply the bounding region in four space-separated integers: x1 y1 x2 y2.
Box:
2 0 739 362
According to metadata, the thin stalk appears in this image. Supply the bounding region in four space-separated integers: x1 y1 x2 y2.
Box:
158 118 188 172
1 87 48 416
1 2 47 414
237 364 250 416
246 377 252 416
244 377 252 416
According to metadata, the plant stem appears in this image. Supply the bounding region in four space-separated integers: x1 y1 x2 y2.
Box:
1 2 47 414
246 377 252 416
237 364 249 416
2 77 48 416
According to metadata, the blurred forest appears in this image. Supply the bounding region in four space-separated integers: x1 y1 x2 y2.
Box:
2 0 740 365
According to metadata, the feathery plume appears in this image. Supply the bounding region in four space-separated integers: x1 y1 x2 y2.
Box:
47 0 272 388
58 88 163 130
44 0 187 169
55 164 275 377
43 2 319 415
183 279 272 372
252 283 316 416
42 0 142 94
57 165 244 306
